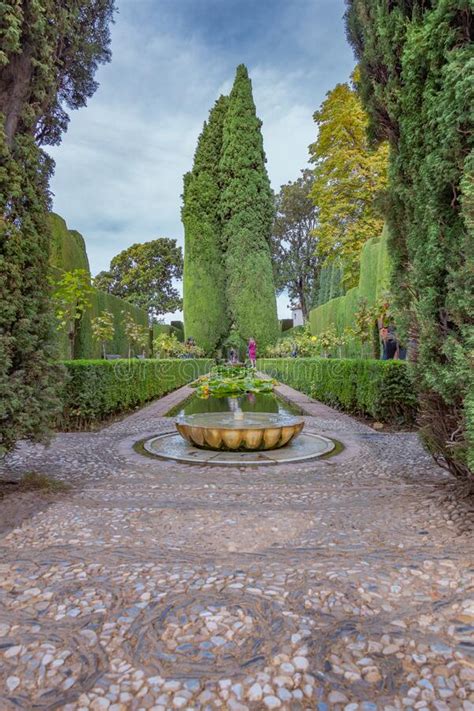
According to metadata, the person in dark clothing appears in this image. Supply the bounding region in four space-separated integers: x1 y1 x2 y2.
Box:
380 324 399 360
385 325 399 359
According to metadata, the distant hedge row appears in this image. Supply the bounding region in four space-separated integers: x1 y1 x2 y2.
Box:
60 358 213 427
258 357 417 425
50 213 176 359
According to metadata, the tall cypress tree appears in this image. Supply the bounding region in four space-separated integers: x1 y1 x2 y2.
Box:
220 65 279 351
182 96 229 353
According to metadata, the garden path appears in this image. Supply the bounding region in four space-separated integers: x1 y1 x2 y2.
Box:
0 383 473 711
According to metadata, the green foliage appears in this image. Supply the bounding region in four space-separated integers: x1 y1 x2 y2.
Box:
91 311 115 359
266 323 353 359
77 290 149 359
279 325 305 340
60 358 213 427
221 327 247 362
219 65 280 350
153 333 204 359
17 471 70 493
182 96 230 353
316 262 345 307
122 311 149 358
259 358 417 426
310 228 391 358
0 130 62 455
280 319 294 333
0 1 114 454
49 213 90 273
170 320 185 342
191 366 275 399
182 66 279 352
49 213 152 359
271 169 319 319
52 269 94 358
94 238 183 322
346 0 473 482
308 72 389 287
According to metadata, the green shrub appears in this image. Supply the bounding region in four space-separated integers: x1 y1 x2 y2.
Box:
258 357 417 425
60 358 213 427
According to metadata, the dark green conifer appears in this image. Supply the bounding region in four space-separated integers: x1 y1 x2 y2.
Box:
0 0 115 454
220 65 279 351
346 0 473 482
182 96 229 353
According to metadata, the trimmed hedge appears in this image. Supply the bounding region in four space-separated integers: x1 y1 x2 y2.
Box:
258 357 417 425
279 319 294 333
60 358 213 427
49 213 153 359
50 213 90 274
310 227 391 357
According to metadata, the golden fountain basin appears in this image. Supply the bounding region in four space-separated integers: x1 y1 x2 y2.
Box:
175 412 305 451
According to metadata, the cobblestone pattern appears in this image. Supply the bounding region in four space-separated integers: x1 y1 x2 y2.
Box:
0 385 473 710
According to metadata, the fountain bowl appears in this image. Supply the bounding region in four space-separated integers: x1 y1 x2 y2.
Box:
175 412 305 451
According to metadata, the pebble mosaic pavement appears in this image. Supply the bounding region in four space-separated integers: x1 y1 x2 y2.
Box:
0 382 473 711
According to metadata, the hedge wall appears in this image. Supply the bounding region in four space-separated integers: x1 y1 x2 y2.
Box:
280 319 294 333
258 357 417 425
49 213 154 359
309 226 391 357
50 213 90 274
60 358 213 427
76 291 149 360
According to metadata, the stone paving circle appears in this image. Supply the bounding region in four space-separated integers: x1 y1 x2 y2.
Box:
142 429 335 465
0 379 473 710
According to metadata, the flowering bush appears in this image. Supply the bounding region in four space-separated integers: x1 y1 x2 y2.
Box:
153 333 204 359
265 324 352 358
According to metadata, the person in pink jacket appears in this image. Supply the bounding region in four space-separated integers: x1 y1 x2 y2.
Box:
248 338 257 368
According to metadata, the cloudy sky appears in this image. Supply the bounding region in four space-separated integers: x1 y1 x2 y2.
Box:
49 0 355 321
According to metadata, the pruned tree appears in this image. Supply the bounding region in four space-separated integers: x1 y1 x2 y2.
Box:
122 311 148 358
91 310 115 359
52 268 94 359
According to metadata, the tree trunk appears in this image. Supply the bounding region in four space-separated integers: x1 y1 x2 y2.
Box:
0 50 33 148
298 281 307 321
68 329 75 360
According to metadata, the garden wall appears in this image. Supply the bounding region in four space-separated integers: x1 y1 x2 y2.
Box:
258 357 417 425
309 226 391 357
60 358 213 427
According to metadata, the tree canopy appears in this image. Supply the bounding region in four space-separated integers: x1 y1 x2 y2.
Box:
308 73 388 288
271 169 320 319
95 239 183 323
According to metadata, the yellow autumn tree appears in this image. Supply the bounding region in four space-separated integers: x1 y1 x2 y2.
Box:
309 72 389 288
